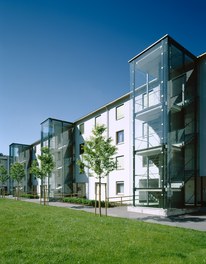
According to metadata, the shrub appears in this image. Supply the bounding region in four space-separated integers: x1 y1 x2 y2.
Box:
20 193 39 199
62 197 114 207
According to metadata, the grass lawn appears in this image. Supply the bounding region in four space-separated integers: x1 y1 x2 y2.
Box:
0 199 206 264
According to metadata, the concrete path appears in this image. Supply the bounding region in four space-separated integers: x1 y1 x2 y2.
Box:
13 198 206 232
22 199 206 232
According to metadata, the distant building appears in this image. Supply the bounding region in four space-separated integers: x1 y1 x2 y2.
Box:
0 153 9 193
7 35 206 215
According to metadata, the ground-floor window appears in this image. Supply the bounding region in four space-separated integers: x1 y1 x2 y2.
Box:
116 181 124 194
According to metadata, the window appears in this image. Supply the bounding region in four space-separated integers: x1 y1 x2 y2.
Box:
57 151 61 161
79 143 84 155
79 123 84 134
116 181 124 194
116 130 124 144
116 104 124 120
95 115 101 126
116 155 124 170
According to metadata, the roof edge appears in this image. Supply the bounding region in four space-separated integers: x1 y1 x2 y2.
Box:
128 34 196 63
74 91 131 123
128 34 169 63
40 117 73 125
198 52 206 59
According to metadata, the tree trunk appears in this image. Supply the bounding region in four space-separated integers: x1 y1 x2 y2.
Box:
99 177 101 216
1 184 4 198
17 183 20 200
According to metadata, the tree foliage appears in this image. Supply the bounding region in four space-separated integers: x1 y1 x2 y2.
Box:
10 163 25 184
30 147 55 205
10 162 25 199
77 125 117 216
0 166 9 185
30 147 55 181
78 125 117 178
0 166 9 197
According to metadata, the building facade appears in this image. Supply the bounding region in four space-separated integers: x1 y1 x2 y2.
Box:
74 93 132 201
6 35 206 213
129 35 199 209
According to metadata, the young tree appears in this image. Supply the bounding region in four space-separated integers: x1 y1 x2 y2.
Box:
0 166 9 197
77 125 117 216
30 147 55 204
10 162 25 199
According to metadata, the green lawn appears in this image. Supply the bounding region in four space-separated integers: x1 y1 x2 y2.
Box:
0 199 206 264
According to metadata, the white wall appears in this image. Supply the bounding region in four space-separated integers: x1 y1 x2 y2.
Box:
75 95 132 201
35 142 42 195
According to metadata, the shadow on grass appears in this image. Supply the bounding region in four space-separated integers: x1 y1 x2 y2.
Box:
136 213 206 223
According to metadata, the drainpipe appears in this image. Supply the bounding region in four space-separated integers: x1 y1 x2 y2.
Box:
106 106 109 201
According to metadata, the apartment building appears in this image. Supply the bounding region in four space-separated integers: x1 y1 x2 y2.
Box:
7 35 206 214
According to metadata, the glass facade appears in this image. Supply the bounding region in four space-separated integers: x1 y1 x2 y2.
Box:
130 36 198 209
9 143 31 194
41 118 74 197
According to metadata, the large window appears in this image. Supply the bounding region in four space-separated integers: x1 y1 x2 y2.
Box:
116 104 124 120
116 155 124 170
116 130 124 144
116 181 124 194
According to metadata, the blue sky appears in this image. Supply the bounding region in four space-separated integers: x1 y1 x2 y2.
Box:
1 0 206 155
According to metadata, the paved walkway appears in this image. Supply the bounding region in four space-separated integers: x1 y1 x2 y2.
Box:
23 199 206 232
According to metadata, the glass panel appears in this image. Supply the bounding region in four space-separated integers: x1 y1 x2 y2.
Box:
130 37 168 208
170 44 184 78
168 40 197 208
41 119 74 197
116 182 124 194
117 130 124 144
